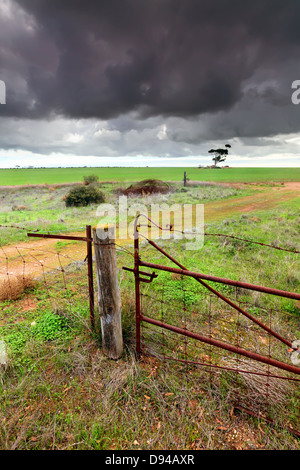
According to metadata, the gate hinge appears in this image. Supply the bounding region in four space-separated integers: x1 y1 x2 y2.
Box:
122 266 158 283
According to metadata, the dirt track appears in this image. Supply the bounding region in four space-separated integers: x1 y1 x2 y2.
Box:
204 181 300 221
0 181 299 282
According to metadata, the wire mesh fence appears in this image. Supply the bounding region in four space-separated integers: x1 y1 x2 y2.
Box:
1 219 299 435
124 215 300 434
0 223 136 330
0 224 94 332
139 270 300 372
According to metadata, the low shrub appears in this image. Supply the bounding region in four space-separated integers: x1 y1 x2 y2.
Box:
118 179 170 196
0 274 37 301
65 185 105 207
83 174 99 185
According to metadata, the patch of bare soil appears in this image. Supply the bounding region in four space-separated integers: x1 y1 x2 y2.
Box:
230 181 300 191
274 181 300 191
0 234 86 282
18 297 38 312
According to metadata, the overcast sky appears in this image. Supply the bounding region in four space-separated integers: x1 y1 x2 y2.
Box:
0 0 300 168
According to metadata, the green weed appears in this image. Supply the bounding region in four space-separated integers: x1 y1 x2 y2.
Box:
31 311 71 341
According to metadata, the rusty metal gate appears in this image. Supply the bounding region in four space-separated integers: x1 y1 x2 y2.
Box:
123 215 300 383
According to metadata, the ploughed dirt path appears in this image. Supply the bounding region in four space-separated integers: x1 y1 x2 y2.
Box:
0 182 299 282
204 181 300 221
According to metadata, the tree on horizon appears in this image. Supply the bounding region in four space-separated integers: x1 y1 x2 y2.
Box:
208 144 231 167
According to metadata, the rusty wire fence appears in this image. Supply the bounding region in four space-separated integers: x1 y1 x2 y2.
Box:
122 215 300 435
0 224 96 330
1 218 300 434
0 223 134 331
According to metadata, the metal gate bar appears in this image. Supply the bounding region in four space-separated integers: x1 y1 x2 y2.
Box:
140 314 300 375
130 216 300 376
139 239 298 350
140 259 300 301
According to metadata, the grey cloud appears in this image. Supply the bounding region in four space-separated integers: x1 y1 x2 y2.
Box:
0 0 300 163
1 0 298 124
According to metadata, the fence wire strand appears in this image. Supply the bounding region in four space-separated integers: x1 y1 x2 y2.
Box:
131 216 300 433
0 226 93 326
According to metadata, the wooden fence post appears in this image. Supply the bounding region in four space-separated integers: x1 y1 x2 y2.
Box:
86 225 95 329
93 224 123 359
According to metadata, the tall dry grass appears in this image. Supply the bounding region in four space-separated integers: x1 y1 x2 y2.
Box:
0 275 37 301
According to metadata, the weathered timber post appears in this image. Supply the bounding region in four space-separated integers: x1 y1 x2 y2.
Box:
183 171 187 187
86 225 95 329
93 224 123 359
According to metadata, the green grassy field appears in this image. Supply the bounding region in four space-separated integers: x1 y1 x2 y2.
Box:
0 171 299 450
0 166 299 186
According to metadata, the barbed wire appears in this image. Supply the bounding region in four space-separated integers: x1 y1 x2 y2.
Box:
0 223 86 233
136 214 299 254
1 220 298 254
203 232 300 254
0 224 41 232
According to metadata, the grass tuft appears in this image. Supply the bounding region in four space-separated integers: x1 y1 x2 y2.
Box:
0 274 37 301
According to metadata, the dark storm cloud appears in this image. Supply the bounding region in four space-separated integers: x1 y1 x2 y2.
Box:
1 0 300 136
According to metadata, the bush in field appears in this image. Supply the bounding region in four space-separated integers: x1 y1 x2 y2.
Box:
83 174 99 185
65 184 105 207
0 275 37 301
